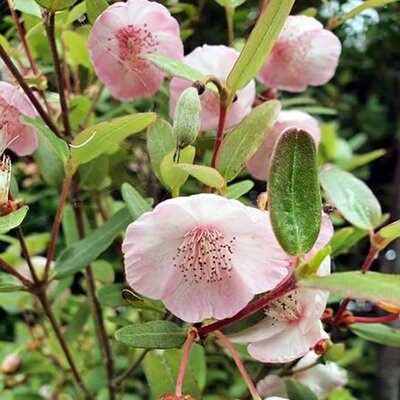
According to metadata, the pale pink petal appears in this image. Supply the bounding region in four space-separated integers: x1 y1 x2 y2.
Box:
0 81 38 156
248 320 327 363
88 0 183 100
313 213 334 251
247 110 320 181
257 375 287 399
169 45 256 131
257 16 341 92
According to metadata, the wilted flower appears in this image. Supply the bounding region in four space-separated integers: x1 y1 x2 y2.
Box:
169 45 256 131
257 16 342 92
230 216 333 363
87 0 183 100
0 81 38 156
247 110 320 180
122 194 288 323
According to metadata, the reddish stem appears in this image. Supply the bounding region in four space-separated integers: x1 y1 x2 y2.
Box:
352 314 399 324
198 273 296 337
175 330 197 397
0 257 32 287
215 330 261 400
210 103 228 169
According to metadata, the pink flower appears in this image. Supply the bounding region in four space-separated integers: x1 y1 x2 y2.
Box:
169 45 256 131
88 0 183 100
258 16 342 92
0 81 38 156
247 110 320 180
257 375 287 398
229 216 333 363
122 194 288 323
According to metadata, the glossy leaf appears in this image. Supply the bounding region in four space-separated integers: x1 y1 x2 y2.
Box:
86 0 109 23
350 323 400 347
330 226 368 256
35 0 78 11
14 0 41 18
225 180 254 199
21 116 69 163
175 164 225 188
299 271 400 306
285 378 319 400
115 321 186 349
160 146 196 190
217 100 281 182
372 220 400 250
320 167 382 230
61 31 91 69
71 113 156 166
0 206 29 234
55 208 131 279
147 119 175 182
296 246 331 279
269 129 321 256
226 0 295 95
342 149 386 171
143 349 201 398
121 183 152 220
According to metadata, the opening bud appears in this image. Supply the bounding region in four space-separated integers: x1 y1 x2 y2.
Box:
1 354 21 374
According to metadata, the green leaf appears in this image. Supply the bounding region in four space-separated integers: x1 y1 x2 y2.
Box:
115 321 186 349
14 0 42 18
330 227 368 256
299 271 400 306
175 164 225 189
214 0 247 8
97 283 125 307
0 276 24 293
54 208 131 279
0 207 29 234
121 183 152 220
333 0 398 28
92 259 115 283
85 0 109 23
66 1 87 25
226 0 295 95
349 323 400 347
160 146 196 190
320 167 382 230
296 246 331 279
342 149 386 171
21 116 69 163
372 220 400 250
225 180 254 199
217 100 281 182
71 113 156 166
79 154 110 190
285 378 319 400
269 129 321 256
64 302 91 342
143 349 201 398
188 344 207 391
61 31 91 69
69 95 92 132
147 119 175 182
35 0 78 11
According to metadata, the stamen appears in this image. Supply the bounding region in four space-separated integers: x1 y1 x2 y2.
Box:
265 290 302 322
173 226 236 284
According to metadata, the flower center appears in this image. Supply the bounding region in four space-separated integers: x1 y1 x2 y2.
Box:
173 226 236 284
116 24 158 72
265 290 302 322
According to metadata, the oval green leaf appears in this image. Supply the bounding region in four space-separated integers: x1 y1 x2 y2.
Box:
71 113 156 166
320 167 382 230
350 323 400 347
285 378 319 400
226 0 295 95
174 164 225 189
121 183 152 220
0 206 29 234
372 220 400 250
115 321 186 349
217 99 281 182
269 128 321 256
85 0 109 23
35 0 77 11
298 271 400 306
225 180 254 199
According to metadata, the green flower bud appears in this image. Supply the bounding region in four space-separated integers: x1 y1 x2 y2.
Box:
172 87 202 151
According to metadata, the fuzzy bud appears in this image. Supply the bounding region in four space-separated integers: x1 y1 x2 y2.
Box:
172 87 201 150
1 354 21 374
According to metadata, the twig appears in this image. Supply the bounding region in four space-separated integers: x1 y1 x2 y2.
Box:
15 226 40 283
175 330 197 397
113 349 150 388
0 257 32 287
211 103 228 169
0 43 61 137
81 83 104 129
44 11 71 137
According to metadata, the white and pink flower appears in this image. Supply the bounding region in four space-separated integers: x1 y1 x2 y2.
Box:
88 0 184 100
258 16 342 92
229 216 333 363
122 194 288 323
169 45 256 131
0 81 38 156
247 110 320 180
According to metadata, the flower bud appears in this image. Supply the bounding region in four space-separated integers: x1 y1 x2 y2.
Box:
0 154 11 205
1 354 21 374
172 87 201 151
